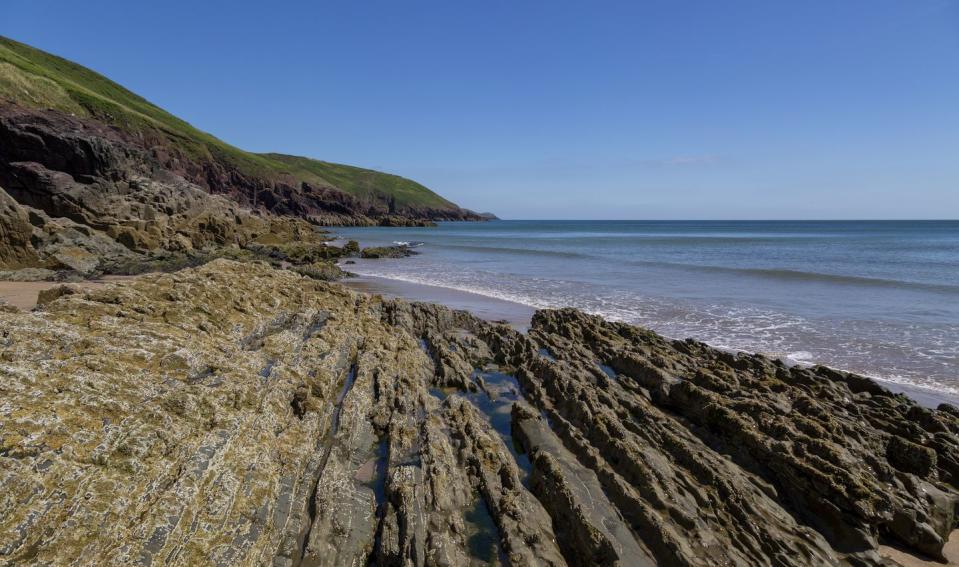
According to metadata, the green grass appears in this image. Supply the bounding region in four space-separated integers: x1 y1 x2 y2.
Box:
0 35 457 210
262 154 454 209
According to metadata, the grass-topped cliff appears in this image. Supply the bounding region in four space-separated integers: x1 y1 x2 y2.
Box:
0 35 467 218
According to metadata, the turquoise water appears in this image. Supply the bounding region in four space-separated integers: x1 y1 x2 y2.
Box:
335 221 959 396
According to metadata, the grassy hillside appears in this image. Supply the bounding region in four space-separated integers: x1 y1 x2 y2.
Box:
263 154 454 209
0 35 456 210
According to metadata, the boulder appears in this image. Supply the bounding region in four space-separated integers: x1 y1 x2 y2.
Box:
291 261 350 281
360 245 417 259
50 246 99 274
0 185 39 268
35 283 80 306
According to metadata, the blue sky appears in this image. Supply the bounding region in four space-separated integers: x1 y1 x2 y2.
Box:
3 0 957 219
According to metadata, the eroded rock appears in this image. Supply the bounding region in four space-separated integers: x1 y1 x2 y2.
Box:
0 262 956 567
360 245 418 259
0 184 38 268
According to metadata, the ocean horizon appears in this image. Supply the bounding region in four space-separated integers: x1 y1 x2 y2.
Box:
336 219 959 401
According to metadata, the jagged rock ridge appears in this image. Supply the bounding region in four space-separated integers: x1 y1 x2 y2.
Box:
1 260 956 566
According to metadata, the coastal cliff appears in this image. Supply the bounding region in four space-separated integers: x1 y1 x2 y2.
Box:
0 35 485 280
1 259 956 566
0 37 482 240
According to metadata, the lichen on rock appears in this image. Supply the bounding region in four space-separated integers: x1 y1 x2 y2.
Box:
0 260 956 566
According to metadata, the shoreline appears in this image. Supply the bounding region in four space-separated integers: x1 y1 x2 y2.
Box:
3 264 954 411
342 273 535 330
341 269 959 410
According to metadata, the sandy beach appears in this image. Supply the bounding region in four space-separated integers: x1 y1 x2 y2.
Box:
342 273 535 330
0 275 138 310
881 532 959 566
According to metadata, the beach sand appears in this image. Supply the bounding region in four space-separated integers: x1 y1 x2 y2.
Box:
0 276 138 310
343 274 535 330
880 531 959 566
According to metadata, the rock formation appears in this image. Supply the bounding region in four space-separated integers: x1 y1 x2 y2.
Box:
0 101 471 280
0 34 490 280
0 166 359 281
0 36 484 227
1 260 955 566
0 105 468 228
0 183 38 268
360 244 419 259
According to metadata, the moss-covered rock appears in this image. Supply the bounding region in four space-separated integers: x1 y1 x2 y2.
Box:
360 245 416 259
292 261 351 281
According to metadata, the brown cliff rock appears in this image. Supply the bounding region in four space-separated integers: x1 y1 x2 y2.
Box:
0 184 38 268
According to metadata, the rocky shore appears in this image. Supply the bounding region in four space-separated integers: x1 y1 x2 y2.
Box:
1 259 957 566
0 37 485 282
0 101 437 285
0 167 425 285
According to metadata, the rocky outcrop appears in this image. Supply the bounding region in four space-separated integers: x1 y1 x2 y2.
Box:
496 309 959 565
376 215 437 227
1 261 956 566
0 184 38 268
1 182 141 276
0 102 472 278
0 160 356 281
360 244 418 259
0 106 295 251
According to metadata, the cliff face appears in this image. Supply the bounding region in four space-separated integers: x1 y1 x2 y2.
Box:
0 81 475 277
0 183 38 268
0 102 476 226
0 154 358 280
1 260 956 566
0 35 484 278
0 35 482 234
0 105 362 229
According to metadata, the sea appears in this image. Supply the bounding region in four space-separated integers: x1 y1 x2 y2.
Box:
333 220 959 402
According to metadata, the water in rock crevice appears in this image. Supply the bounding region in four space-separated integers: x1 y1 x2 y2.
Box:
458 369 533 483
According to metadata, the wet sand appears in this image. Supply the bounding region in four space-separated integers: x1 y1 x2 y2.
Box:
885 383 959 411
0 276 138 310
880 530 959 566
343 274 535 331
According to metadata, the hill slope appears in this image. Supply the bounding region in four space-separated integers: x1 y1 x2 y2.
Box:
0 35 473 221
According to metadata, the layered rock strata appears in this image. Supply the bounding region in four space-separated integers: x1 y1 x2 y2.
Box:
0 260 956 566
0 104 480 226
0 100 446 281
0 177 357 281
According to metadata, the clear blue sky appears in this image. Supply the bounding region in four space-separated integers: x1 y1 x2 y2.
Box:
3 1 957 219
